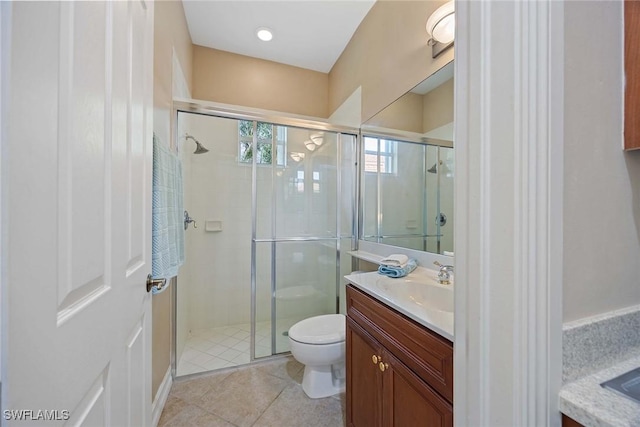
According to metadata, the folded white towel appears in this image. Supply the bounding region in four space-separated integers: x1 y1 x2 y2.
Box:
380 254 409 268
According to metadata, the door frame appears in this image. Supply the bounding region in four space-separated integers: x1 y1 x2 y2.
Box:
0 0 10 390
453 0 564 425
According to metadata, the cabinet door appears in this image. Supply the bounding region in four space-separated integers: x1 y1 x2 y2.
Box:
382 350 453 427
347 319 383 427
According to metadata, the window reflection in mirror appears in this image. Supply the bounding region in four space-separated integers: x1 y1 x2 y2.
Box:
361 60 454 255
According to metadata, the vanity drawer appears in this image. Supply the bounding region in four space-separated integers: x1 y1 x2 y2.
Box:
347 284 454 402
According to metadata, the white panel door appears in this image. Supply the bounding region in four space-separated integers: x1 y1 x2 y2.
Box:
3 1 154 426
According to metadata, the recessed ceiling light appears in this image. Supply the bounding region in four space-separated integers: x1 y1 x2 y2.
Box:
256 27 273 42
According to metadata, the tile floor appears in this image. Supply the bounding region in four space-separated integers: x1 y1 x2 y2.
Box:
177 320 299 377
160 356 345 427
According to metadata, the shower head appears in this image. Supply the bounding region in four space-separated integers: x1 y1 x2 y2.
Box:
427 160 452 175
427 161 439 174
185 134 209 154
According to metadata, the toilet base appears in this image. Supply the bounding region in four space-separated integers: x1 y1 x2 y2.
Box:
301 363 345 399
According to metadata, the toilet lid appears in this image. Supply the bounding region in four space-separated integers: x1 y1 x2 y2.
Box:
288 314 346 345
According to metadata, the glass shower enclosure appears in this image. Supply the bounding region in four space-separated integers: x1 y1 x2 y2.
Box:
174 106 356 377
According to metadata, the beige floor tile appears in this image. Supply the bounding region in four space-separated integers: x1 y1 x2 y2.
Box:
196 368 289 427
254 357 304 384
171 369 237 403
160 402 235 427
253 384 345 427
158 395 191 427
162 357 344 427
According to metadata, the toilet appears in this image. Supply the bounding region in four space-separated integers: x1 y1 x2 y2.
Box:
288 313 346 398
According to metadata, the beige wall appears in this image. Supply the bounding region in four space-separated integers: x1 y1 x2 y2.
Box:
192 46 329 118
154 0 193 142
563 0 640 322
329 0 454 123
365 91 424 133
422 78 453 133
152 0 193 399
328 86 362 127
363 76 454 134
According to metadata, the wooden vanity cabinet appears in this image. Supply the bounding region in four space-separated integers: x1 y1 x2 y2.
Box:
625 0 640 150
346 285 453 427
346 319 383 427
562 414 584 427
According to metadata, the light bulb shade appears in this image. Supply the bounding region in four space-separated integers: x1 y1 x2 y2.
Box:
304 140 317 151
256 27 273 42
309 132 324 146
426 1 455 44
290 152 305 162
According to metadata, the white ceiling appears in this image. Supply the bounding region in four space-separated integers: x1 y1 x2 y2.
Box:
182 1 376 73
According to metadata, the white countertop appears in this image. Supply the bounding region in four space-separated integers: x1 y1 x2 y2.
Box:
344 267 454 342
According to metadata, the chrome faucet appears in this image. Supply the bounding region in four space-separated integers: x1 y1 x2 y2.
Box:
433 261 454 285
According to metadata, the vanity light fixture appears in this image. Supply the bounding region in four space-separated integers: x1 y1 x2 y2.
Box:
426 1 455 58
256 27 273 42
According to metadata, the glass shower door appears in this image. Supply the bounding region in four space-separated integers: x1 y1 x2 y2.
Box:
253 124 354 356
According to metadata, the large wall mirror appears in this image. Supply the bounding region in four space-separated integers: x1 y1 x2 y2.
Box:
360 61 454 255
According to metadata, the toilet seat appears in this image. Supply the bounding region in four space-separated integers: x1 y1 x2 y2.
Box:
288 314 345 345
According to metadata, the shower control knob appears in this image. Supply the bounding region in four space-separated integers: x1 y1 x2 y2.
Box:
184 210 197 230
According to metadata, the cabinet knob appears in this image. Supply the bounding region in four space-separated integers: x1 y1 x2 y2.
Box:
379 362 389 372
372 355 380 364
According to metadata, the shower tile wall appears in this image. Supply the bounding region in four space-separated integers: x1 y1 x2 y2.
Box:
177 113 253 367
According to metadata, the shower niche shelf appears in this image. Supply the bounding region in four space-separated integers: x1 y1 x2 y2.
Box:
205 220 223 232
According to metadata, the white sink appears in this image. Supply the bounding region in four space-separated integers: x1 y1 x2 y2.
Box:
345 267 455 340
375 274 453 313
374 277 454 313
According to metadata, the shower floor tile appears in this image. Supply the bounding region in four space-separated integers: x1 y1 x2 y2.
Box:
177 321 272 376
176 318 304 377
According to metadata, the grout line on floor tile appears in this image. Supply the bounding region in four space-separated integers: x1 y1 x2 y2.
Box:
249 383 290 427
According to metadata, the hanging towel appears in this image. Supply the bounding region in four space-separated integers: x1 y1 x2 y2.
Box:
152 134 184 287
378 259 418 278
380 254 409 268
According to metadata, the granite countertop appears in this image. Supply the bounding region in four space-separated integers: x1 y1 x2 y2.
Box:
560 305 640 427
560 354 640 427
344 267 454 341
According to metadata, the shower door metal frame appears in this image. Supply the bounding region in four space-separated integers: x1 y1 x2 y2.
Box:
251 123 357 357
171 100 359 377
